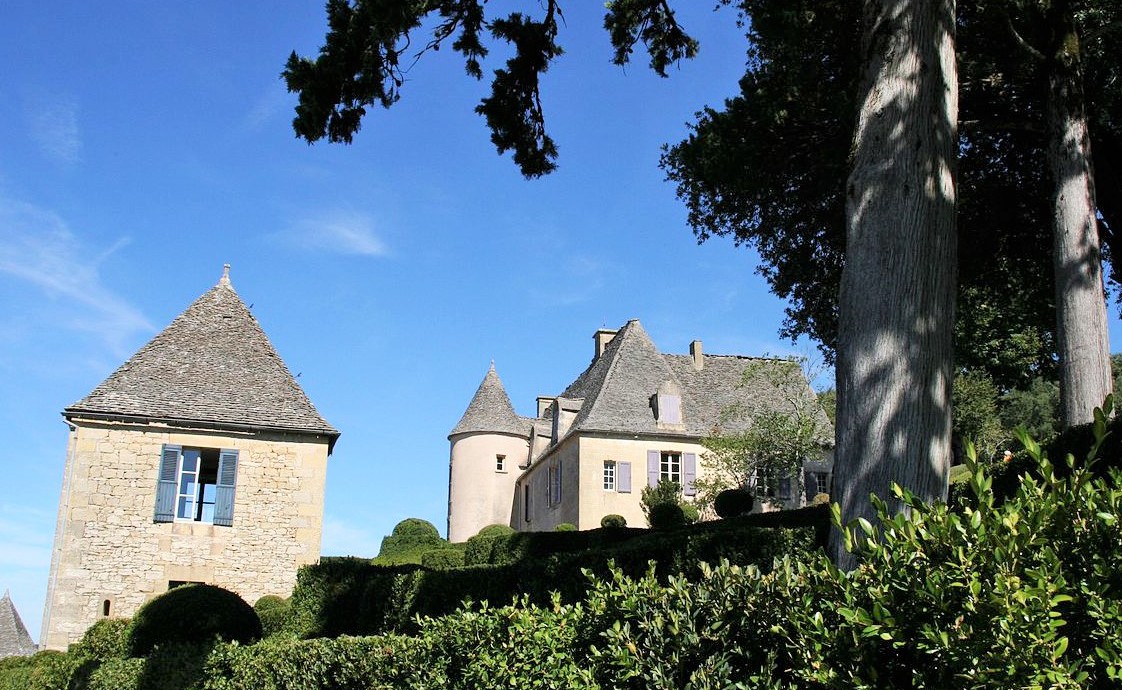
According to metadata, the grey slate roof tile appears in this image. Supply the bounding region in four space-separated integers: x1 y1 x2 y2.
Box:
65 269 338 440
0 591 36 658
449 363 531 437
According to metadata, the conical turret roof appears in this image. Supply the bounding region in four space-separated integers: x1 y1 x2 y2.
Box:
66 266 338 443
0 590 36 658
449 363 529 437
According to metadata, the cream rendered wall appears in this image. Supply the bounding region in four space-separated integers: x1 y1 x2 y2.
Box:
41 419 329 650
447 432 527 543
575 435 707 529
516 435 580 531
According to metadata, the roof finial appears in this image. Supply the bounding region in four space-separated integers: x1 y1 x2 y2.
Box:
220 264 231 286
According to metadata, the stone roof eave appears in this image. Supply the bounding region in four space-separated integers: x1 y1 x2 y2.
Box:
62 409 340 454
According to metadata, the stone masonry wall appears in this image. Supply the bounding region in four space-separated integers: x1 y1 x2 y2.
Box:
41 419 329 650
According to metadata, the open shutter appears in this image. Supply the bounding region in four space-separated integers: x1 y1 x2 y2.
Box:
618 462 632 493
647 450 660 487
213 449 239 527
154 445 181 523
682 453 697 496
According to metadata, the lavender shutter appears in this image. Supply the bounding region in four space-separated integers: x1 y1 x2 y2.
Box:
618 462 632 493
682 453 697 496
647 450 660 487
213 449 239 527
154 445 181 523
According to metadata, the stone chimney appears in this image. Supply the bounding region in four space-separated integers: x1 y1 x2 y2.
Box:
537 396 554 418
690 340 704 370
593 328 618 361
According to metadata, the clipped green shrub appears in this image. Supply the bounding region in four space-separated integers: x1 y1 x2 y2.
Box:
420 548 465 569
600 514 627 529
375 518 447 565
73 617 131 661
714 487 755 518
681 502 699 524
253 595 292 638
127 584 261 656
554 523 577 532
463 524 516 565
85 657 144 690
640 479 682 522
647 502 686 530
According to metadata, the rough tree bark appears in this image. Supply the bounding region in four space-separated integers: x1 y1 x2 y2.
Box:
830 0 958 566
1046 0 1113 427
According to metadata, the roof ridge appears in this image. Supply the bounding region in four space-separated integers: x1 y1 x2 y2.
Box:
65 267 338 442
449 363 529 438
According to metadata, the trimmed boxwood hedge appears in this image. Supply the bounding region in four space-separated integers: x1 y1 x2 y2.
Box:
127 584 261 656
288 512 820 638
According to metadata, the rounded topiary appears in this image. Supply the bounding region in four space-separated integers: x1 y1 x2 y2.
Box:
378 518 445 560
554 523 577 532
681 502 700 525
474 524 516 539
600 514 627 529
648 502 687 530
421 548 466 569
714 488 755 518
73 618 131 660
811 492 831 506
127 584 261 656
253 595 292 638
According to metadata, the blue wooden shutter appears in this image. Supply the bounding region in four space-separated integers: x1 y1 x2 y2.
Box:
154 445 181 523
647 450 660 487
213 449 239 527
618 462 632 493
682 453 697 496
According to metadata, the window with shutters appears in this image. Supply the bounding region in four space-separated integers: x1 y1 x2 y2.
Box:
154 445 239 526
603 460 616 490
660 452 682 484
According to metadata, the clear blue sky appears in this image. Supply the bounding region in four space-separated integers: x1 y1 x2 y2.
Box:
1 2 1117 644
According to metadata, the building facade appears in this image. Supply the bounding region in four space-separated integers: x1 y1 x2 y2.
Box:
41 267 338 650
447 320 833 541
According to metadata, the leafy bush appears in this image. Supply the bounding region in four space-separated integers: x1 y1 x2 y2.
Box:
420 548 465 569
127 584 261 656
463 524 516 565
254 595 292 638
714 487 755 517
374 518 447 565
640 479 682 523
73 617 131 661
645 502 687 530
600 514 627 529
554 522 577 532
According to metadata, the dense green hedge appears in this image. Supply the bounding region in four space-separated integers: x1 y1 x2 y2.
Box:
289 517 815 638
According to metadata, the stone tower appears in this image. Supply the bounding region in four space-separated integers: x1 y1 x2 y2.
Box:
41 266 339 650
446 364 530 542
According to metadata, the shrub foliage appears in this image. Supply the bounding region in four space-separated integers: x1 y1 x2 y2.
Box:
127 584 262 656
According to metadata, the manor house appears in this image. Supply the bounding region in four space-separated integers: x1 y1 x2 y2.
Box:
447 319 833 541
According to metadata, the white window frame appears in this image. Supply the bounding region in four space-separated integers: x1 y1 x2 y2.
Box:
175 448 218 523
660 452 682 484
603 460 616 491
496 454 506 472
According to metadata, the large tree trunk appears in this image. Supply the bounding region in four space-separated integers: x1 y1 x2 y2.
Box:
1047 1 1113 427
830 0 958 567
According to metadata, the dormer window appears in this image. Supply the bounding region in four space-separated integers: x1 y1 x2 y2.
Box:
656 394 681 423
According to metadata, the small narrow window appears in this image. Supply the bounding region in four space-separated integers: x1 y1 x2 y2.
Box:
523 485 532 523
496 455 506 472
102 599 111 617
603 460 616 491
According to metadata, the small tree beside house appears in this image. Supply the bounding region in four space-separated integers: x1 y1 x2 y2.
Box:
695 359 832 514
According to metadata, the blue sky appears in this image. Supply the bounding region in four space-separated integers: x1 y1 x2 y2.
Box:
2 2 1118 645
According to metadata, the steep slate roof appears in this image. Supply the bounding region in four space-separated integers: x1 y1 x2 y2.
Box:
65 267 338 443
0 591 36 658
557 319 830 440
449 363 532 437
